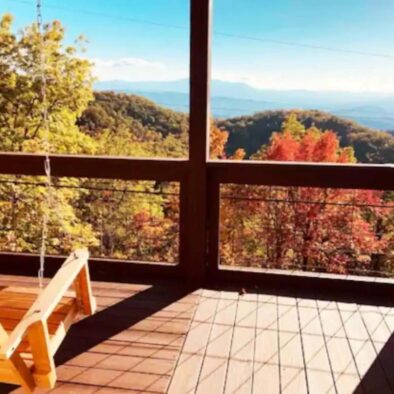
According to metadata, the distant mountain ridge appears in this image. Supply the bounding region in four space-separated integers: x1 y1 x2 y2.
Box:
219 109 394 163
94 79 394 131
81 91 394 164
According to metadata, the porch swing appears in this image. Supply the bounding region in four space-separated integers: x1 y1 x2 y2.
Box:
0 1 95 392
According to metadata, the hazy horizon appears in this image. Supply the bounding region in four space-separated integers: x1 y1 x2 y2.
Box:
94 77 394 95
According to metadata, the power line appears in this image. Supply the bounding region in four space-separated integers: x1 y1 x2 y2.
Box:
7 0 188 31
8 0 394 60
2 179 391 208
221 194 393 209
0 179 179 196
216 32 394 60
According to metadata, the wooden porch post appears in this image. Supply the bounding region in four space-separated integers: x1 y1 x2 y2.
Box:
182 0 212 281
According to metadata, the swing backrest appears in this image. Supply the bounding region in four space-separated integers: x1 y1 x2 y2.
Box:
0 249 96 392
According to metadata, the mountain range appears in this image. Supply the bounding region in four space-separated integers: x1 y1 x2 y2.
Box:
81 91 394 164
95 79 394 131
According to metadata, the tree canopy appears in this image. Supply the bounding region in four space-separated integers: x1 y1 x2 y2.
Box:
0 14 95 154
219 109 394 163
221 115 393 274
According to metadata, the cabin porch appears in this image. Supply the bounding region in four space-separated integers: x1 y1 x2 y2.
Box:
0 275 393 394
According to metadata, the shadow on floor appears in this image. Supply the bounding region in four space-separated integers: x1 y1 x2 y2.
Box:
353 333 394 394
0 283 196 393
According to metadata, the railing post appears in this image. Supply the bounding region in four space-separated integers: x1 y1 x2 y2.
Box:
182 0 212 281
206 173 220 280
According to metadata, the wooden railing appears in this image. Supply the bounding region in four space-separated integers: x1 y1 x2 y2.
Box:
0 153 392 284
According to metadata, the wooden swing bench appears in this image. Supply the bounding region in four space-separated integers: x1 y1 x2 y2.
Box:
0 249 95 392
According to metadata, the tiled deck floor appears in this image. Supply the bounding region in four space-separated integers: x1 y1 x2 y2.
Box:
168 289 394 394
1 275 394 393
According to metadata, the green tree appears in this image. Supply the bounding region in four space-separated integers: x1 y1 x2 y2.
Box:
0 14 97 254
0 14 95 153
281 112 306 139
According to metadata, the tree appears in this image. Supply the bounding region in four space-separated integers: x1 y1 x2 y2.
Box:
73 179 179 263
210 122 245 160
0 14 95 153
280 112 305 139
218 109 394 163
220 113 389 275
0 14 184 262
0 14 97 254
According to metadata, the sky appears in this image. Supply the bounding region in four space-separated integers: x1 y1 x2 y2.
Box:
3 0 394 92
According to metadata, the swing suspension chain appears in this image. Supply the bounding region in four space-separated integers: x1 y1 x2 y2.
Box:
37 0 52 289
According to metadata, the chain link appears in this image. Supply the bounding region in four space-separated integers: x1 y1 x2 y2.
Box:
37 0 52 289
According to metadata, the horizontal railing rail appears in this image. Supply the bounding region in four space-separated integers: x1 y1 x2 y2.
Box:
0 252 181 282
208 160 394 190
0 153 189 182
1 152 393 190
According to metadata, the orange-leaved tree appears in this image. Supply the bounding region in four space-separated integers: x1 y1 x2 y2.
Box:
220 113 389 275
210 122 245 160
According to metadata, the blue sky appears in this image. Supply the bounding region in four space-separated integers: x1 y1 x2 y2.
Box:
3 0 394 91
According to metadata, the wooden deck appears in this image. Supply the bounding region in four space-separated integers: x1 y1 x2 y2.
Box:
0 275 199 394
0 276 393 393
169 290 394 394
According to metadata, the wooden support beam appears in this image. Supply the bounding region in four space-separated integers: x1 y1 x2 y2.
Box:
27 321 56 389
9 353 35 393
206 175 220 277
74 264 96 315
183 0 212 281
178 180 190 275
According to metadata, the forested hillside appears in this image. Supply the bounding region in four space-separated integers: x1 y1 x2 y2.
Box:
79 92 188 138
219 110 394 163
78 92 188 158
80 94 394 164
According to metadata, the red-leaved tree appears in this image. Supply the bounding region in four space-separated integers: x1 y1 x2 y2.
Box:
220 113 389 275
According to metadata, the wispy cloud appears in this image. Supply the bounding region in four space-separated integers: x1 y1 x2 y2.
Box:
90 56 170 81
91 57 165 69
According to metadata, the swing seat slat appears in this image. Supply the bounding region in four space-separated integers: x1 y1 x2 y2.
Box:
0 249 95 392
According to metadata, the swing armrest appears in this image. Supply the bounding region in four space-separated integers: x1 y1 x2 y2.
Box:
0 249 95 359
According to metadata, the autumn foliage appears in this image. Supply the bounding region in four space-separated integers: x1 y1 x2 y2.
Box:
210 123 245 160
220 114 392 275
